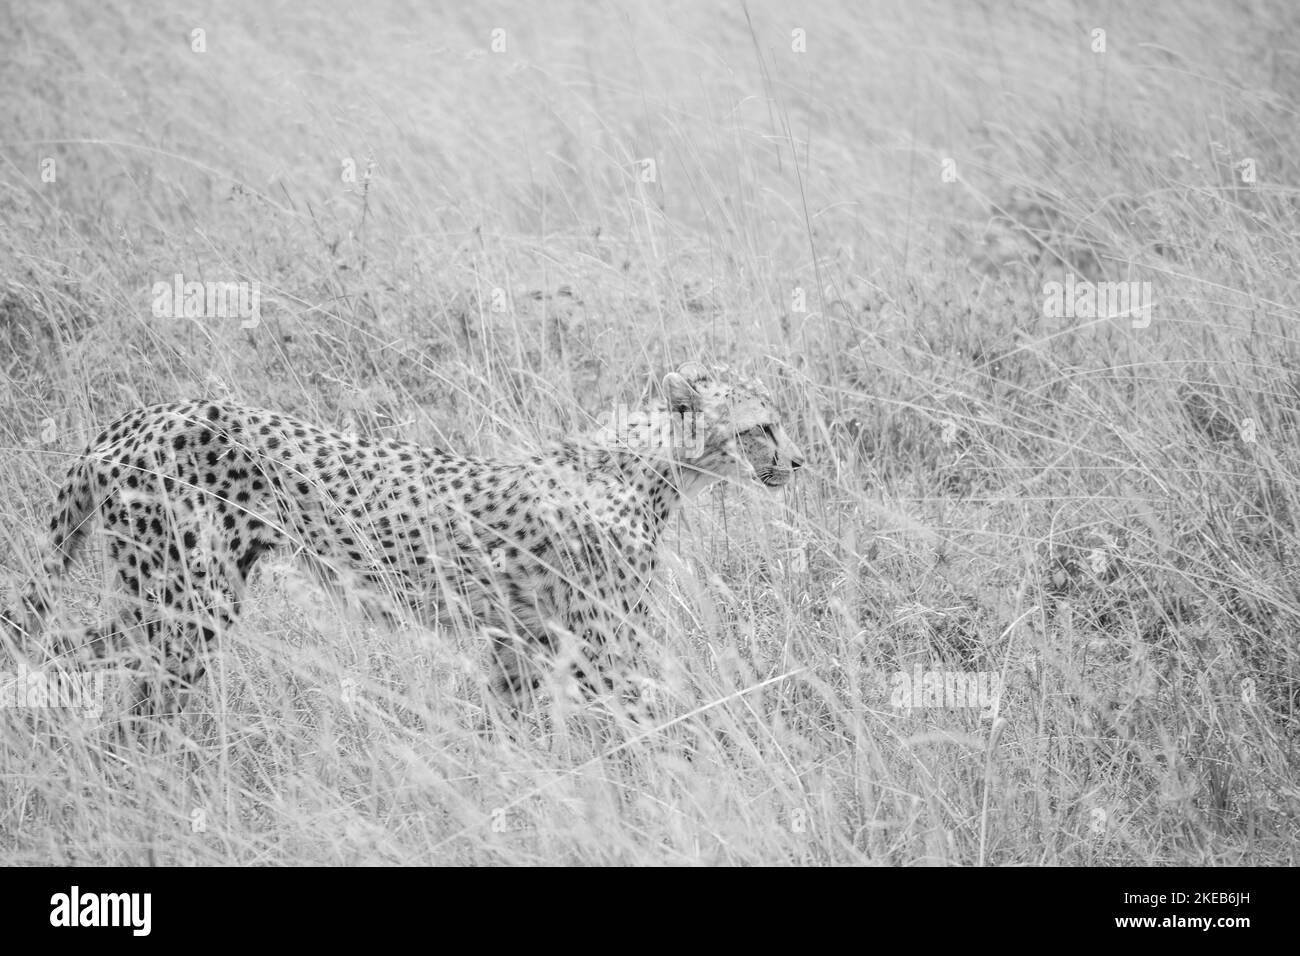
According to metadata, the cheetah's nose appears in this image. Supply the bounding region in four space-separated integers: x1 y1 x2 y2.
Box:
790 453 804 471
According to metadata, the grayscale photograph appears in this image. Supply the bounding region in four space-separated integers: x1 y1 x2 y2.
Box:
0 0 1292 893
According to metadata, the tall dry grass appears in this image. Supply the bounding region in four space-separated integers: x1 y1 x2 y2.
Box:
1 0 1297 863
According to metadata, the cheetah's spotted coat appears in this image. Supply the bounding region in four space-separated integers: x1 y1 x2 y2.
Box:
8 363 803 715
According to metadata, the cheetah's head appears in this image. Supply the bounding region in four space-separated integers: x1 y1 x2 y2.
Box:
662 362 804 493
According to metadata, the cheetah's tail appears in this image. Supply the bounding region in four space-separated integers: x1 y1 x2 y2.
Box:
2 456 99 651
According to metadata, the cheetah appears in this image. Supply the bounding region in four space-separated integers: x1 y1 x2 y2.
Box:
5 362 803 718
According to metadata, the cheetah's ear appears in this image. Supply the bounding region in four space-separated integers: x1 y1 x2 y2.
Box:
662 370 702 415
675 361 711 383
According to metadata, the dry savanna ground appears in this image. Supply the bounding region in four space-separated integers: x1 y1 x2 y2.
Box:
1 0 1298 864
